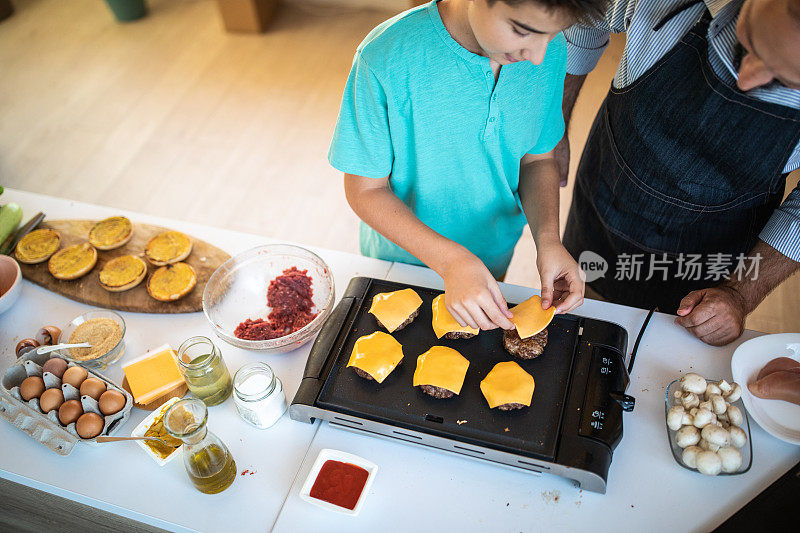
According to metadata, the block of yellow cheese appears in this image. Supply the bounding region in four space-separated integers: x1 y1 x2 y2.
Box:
413 346 470 395
509 295 555 339
347 332 404 383
122 344 185 405
369 288 423 333
431 294 479 339
480 361 535 409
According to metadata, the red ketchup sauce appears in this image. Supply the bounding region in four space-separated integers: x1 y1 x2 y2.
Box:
309 460 370 510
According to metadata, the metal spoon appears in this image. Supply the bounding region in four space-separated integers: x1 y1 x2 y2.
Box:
96 435 176 446
36 342 91 355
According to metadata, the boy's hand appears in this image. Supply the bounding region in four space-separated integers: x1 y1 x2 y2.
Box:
440 249 515 331
536 239 584 313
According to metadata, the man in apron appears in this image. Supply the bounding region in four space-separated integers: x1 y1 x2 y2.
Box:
558 0 800 345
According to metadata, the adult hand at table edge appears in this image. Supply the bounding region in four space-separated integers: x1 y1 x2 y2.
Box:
675 287 747 346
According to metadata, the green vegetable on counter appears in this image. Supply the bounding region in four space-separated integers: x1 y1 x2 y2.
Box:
0 202 23 249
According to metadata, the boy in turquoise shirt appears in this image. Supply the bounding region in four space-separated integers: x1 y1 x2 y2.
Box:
330 0 604 331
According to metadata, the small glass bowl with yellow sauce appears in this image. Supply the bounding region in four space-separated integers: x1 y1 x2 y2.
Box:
131 397 184 466
57 309 126 370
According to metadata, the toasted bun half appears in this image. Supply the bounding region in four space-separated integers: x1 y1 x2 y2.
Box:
144 231 192 266
99 255 147 292
147 262 196 302
15 229 61 264
48 243 98 280
89 216 133 251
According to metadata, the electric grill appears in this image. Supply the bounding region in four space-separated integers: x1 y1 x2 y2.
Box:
291 277 635 494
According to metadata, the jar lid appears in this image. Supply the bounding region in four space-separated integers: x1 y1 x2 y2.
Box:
234 362 276 400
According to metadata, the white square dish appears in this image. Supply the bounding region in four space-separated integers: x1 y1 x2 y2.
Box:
130 397 183 466
299 448 378 517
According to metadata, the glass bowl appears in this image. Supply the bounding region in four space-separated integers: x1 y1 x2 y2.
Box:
57 309 126 370
202 244 335 352
665 379 753 475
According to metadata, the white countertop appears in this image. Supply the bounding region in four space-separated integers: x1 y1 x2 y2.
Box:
2 189 799 532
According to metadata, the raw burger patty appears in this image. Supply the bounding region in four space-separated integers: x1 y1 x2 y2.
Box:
418 384 455 399
503 328 548 359
443 330 476 339
497 403 526 411
376 308 419 332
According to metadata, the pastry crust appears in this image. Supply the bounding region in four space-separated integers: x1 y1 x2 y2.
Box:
15 229 61 264
144 231 192 266
88 216 133 250
48 243 98 280
99 255 147 292
147 262 197 301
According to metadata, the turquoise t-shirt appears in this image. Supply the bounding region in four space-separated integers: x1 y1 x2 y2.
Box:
328 1 566 277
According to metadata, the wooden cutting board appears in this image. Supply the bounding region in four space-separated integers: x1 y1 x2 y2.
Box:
18 220 230 313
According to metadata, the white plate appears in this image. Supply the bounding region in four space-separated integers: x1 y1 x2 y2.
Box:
730 333 800 445
130 397 183 466
299 448 378 516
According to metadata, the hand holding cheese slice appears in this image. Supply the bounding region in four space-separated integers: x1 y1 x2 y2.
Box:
413 346 470 396
368 288 423 333
480 361 535 409
431 294 479 339
347 332 404 383
509 295 555 339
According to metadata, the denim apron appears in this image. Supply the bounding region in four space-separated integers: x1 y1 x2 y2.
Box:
563 8 800 313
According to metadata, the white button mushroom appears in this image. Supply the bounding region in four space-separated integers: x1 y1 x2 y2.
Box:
724 383 742 403
676 425 701 448
717 447 743 473
702 425 730 448
681 392 700 409
681 373 708 394
709 394 727 415
718 379 732 394
696 450 723 476
682 445 702 469
729 426 747 449
705 382 722 397
692 408 716 428
667 405 686 431
727 405 744 427
699 438 721 452
698 399 713 412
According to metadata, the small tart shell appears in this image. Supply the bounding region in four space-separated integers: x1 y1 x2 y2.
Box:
147 262 196 302
15 229 61 264
48 243 98 280
89 216 133 250
144 231 192 266
99 255 147 292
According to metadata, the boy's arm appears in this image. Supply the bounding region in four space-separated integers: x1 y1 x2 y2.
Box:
517 152 584 312
344 173 514 330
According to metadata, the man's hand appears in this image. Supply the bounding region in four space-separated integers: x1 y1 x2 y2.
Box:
675 287 747 346
536 239 584 313
440 248 515 331
553 135 571 187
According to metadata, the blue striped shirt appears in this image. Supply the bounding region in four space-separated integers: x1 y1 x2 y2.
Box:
564 0 800 262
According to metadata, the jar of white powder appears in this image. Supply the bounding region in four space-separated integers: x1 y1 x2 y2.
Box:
232 362 287 429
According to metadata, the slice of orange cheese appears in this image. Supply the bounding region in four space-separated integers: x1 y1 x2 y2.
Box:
480 361 535 409
368 288 423 333
122 345 185 405
431 294 479 339
347 332 404 383
509 295 555 339
412 346 470 395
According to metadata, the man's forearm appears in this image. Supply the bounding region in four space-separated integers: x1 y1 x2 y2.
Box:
722 239 800 314
562 74 588 130
518 157 561 245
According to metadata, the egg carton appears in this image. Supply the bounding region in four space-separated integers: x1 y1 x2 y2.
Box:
0 351 133 455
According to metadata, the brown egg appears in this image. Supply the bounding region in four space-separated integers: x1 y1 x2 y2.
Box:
76 412 104 439
42 357 69 379
80 377 107 400
39 388 65 413
58 399 83 425
20 376 46 401
98 390 126 415
62 366 88 388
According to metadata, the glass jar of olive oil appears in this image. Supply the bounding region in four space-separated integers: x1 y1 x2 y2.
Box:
164 398 236 494
176 336 233 406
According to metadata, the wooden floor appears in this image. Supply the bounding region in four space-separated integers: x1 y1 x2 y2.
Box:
0 0 796 333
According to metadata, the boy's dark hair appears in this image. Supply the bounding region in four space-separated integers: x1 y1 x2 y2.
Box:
488 0 609 24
